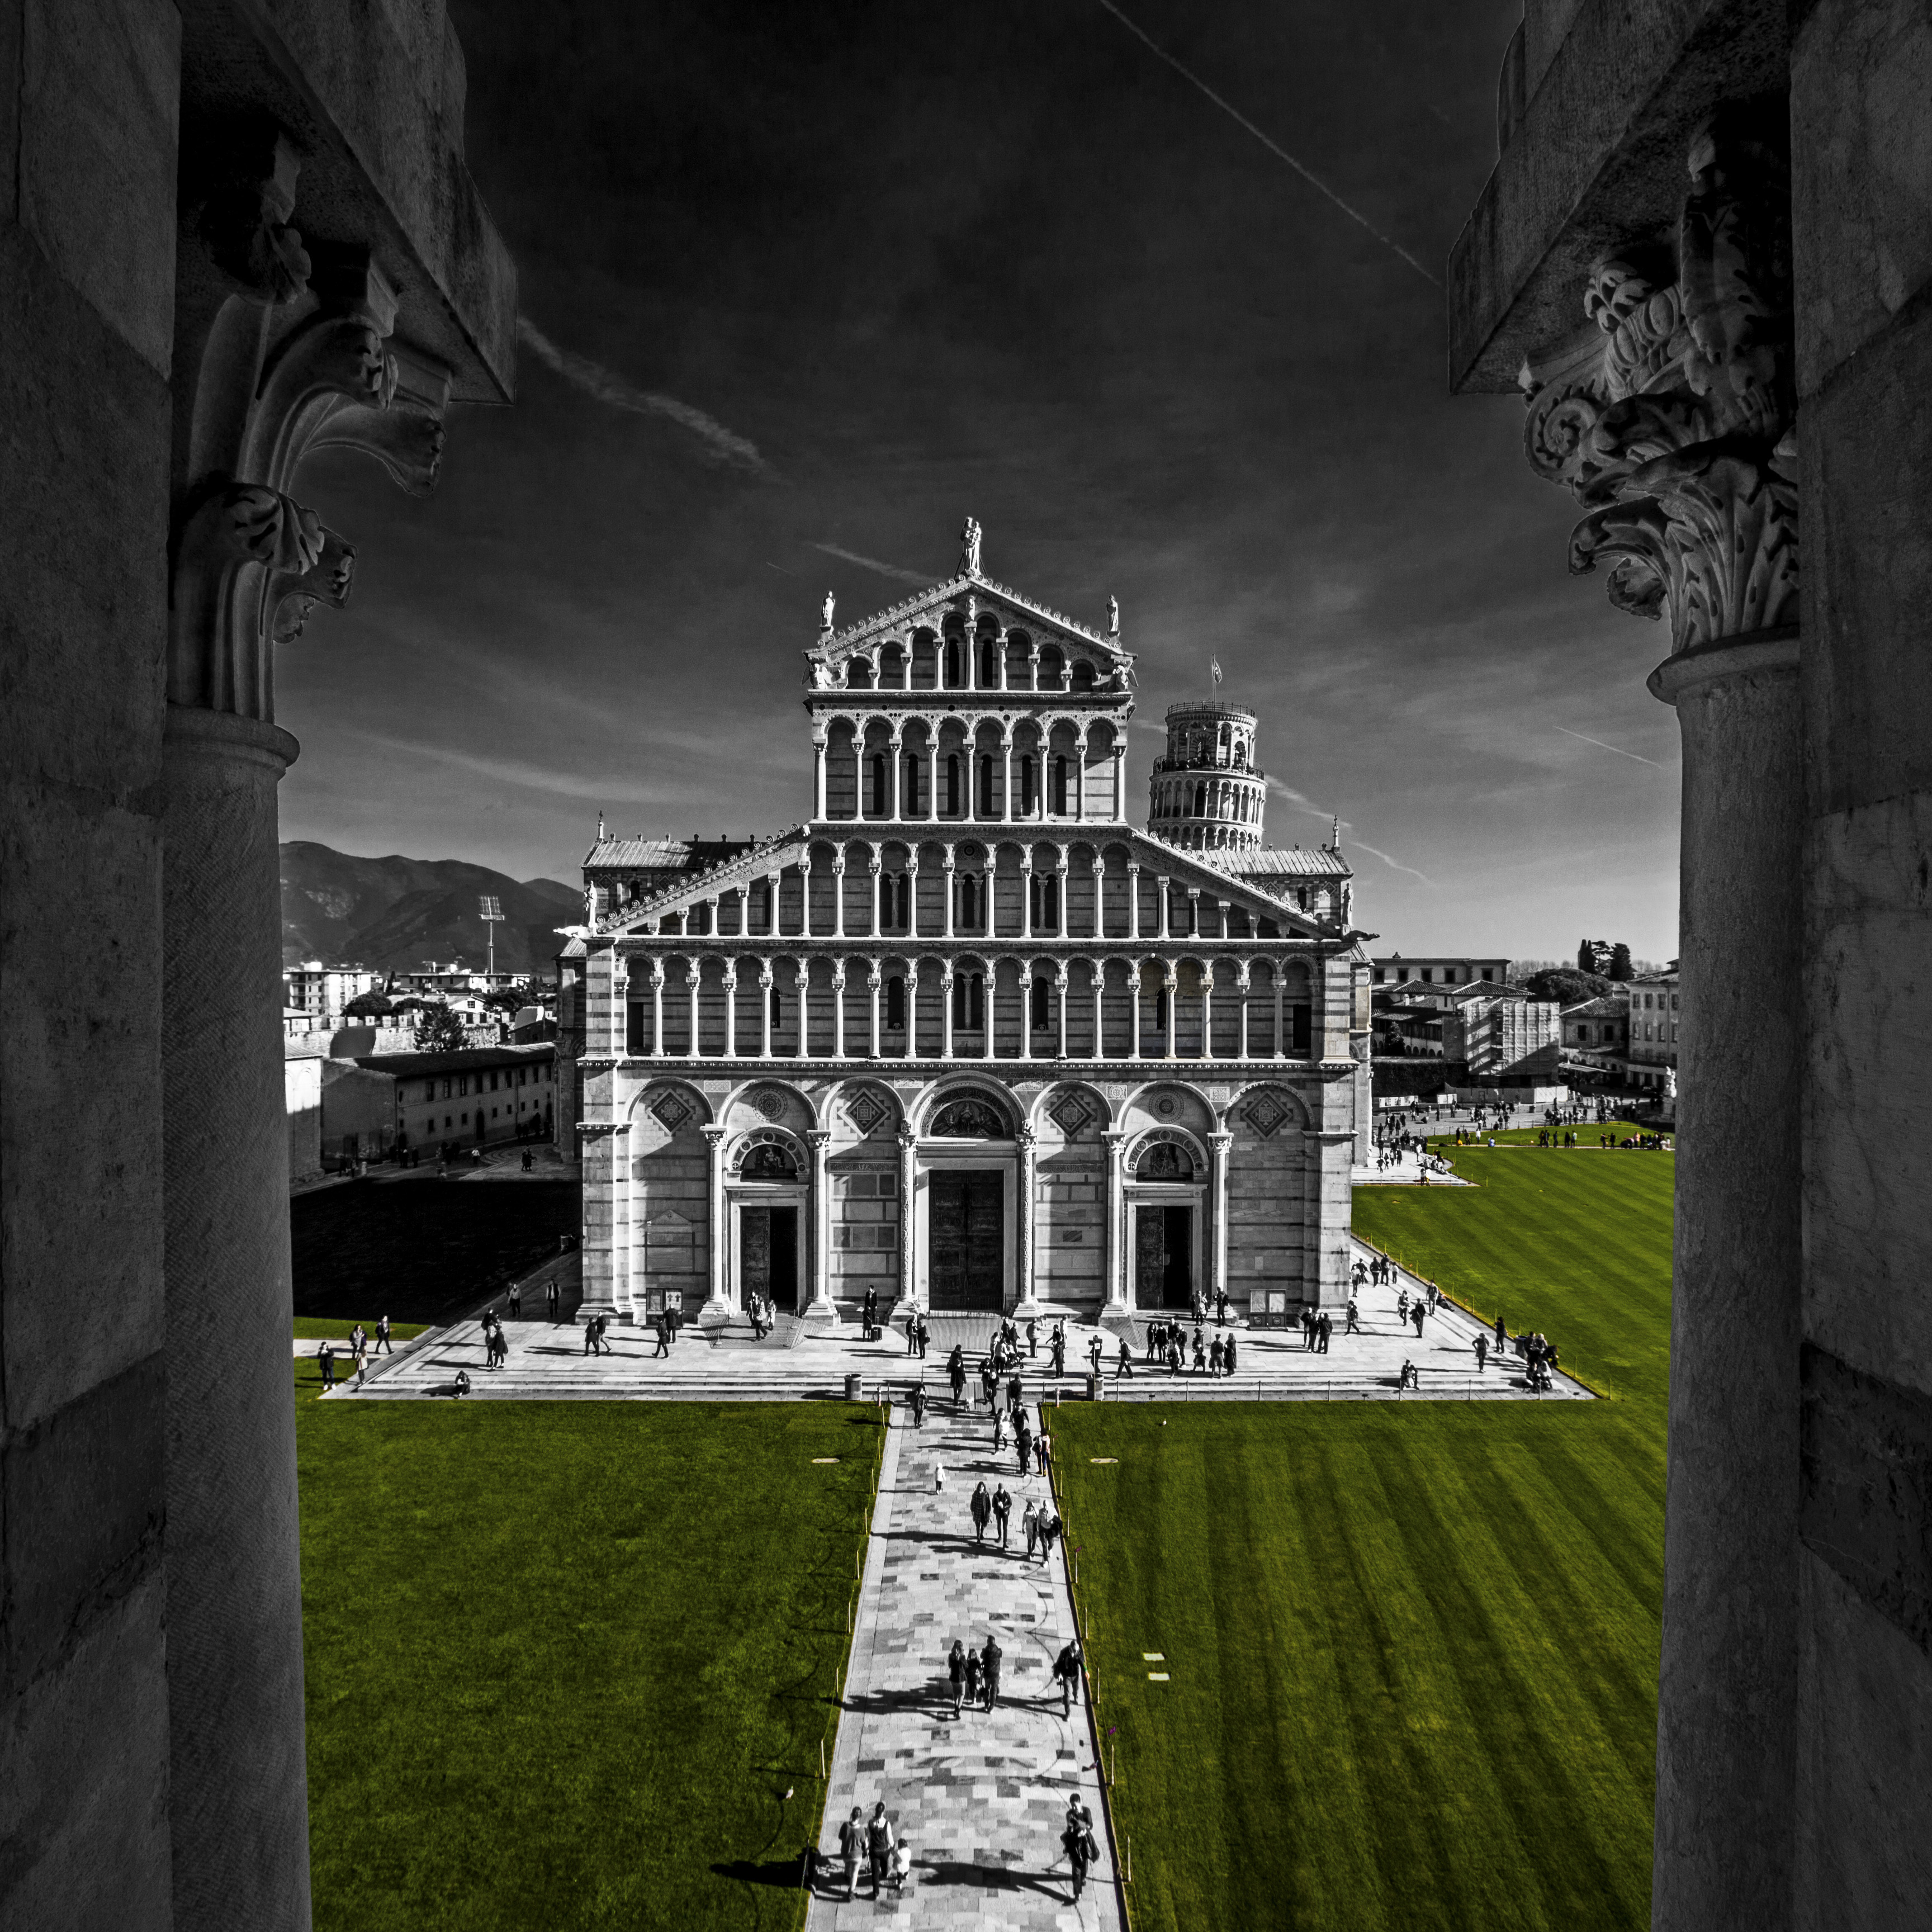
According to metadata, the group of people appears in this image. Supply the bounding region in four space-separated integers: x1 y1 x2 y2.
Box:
966 1478 1062 1561
480 1310 513 1369
1141 1318 1240 1376
313 1316 394 1390
822 1789 1100 1905
899 1304 932 1356
744 1292 780 1340
579 1313 613 1356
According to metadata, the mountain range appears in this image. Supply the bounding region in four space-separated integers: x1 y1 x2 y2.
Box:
281 842 582 977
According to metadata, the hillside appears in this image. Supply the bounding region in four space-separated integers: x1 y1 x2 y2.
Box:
281 842 580 976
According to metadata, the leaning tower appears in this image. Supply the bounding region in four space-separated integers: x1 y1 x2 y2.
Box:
1147 701 1266 851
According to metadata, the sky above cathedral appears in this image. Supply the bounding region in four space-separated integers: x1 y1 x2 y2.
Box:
284 0 1681 965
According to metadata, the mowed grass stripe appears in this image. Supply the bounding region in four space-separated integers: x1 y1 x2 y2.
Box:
298 1395 878 1931
1058 1147 1671 1931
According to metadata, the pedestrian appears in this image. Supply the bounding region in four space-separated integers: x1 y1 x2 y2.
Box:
1223 1333 1237 1375
318 1341 336 1389
1088 1333 1104 1377
376 1313 392 1354
452 1367 471 1398
993 1403 1008 1451
1038 1507 1060 1564
992 1483 1012 1547
1412 1301 1426 1339
949 1344 967 1405
1054 1637 1083 1715
1494 1313 1507 1352
1318 1312 1332 1355
916 1312 929 1358
508 1281 521 1317
1050 1322 1067 1375
1022 1498 1040 1556
863 1287 877 1337
837 1806 864 1900
1063 1812 1094 1900
934 1460 946 1495
910 1382 926 1427
1397 1289 1409 1324
1346 1298 1361 1334
582 1317 596 1357
964 1644 982 1707
1035 1429 1052 1477
1014 1416 1032 1475
1007 1371 1023 1414
970 1480 992 1544
1026 1317 1038 1357
349 1320 367 1361
1216 1287 1228 1325
546 1279 559 1321
981 1633 1002 1711
1116 1337 1135 1379
652 1311 670 1357
865 1802 894 1895
905 1310 919 1355
1192 1329 1206 1373
946 1639 967 1718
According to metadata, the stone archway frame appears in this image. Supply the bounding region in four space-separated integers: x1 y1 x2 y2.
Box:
1223 1079 1320 1315
1120 1123 1211 1313
721 1123 811 1314
624 1079 718 1322
721 1075 822 1131
912 1076 1021 1316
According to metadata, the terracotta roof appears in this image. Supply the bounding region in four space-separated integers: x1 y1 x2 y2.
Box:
585 837 756 870
352 1043 556 1077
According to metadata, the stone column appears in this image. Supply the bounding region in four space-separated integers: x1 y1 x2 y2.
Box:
940 965 956 1060
1054 854 1069 940
766 870 783 936
1001 727 1014 823
831 961 847 1059
698 1125 732 1328
797 854 813 936
802 1128 839 1330
866 960 882 1059
1055 962 1070 1059
1073 730 1088 821
1186 887 1200 937
1199 964 1214 1062
1091 962 1105 1062
1509 132 1805 1932
943 854 957 939
1126 965 1142 1062
1208 1129 1233 1310
1162 963 1178 1062
869 856 882 935
651 958 666 1057
1126 863 1142 939
897 1125 921 1310
1020 856 1035 935
1089 852 1105 937
812 729 828 821
1020 965 1034 1062
722 962 738 1058
685 959 702 1057
1111 741 1126 819
793 960 810 1060
757 961 773 1058
904 856 920 938
1014 1123 1041 1316
1156 876 1171 939
888 732 903 819
1273 970 1286 1061
579 1116 631 1328
1100 1128 1133 1336
1236 962 1252 1059
831 850 847 938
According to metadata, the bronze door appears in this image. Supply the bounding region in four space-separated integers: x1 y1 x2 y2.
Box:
1135 1203 1192 1310
930 1171 1003 1310
740 1204 798 1311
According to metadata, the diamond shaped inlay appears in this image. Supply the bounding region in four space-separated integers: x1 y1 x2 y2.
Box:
651 1092 693 1134
846 1088 889 1137
1048 1091 1093 1137
1247 1091 1291 1139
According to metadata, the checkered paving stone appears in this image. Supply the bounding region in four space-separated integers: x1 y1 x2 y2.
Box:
808 1410 1121 1930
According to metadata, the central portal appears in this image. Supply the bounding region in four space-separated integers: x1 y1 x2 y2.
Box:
1134 1203 1194 1310
738 1203 798 1312
929 1171 1003 1311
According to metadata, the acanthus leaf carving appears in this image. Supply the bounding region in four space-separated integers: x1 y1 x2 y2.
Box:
1519 109 1796 655
271 529 357 645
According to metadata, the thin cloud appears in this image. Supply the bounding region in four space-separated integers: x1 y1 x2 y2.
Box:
517 318 774 477
809 542 932 585
1266 777 1433 886
1093 1 1443 290
361 732 682 807
1555 725 1663 768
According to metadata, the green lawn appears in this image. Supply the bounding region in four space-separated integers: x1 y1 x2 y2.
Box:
293 1317 428 1343
1053 1143 1673 1931
297 1392 879 1930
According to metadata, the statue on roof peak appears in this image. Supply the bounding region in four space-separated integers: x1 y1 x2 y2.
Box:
1108 595 1120 638
959 516 982 575
820 588 836 632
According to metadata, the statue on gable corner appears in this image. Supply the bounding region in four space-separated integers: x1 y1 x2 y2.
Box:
1108 594 1120 637
820 588 836 631
959 516 982 575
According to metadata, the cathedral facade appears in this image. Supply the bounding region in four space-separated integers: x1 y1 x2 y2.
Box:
566 527 1370 1333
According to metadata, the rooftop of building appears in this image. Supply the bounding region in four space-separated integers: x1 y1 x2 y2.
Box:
351 1043 557 1077
584 837 758 871
1213 845 1351 878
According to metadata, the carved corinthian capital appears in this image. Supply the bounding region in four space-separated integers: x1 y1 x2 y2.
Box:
1520 110 1796 653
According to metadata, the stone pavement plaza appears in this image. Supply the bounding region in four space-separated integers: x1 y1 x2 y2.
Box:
332 1237 1592 1407
806 1412 1120 1930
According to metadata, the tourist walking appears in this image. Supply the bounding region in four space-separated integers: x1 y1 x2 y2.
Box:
318 1341 336 1389
964 1645 982 1708
1050 1323 1067 1375
946 1639 967 1717
1474 1333 1488 1371
970 1480 992 1545
375 1313 392 1354
1116 1337 1135 1379
865 1802 894 1895
545 1279 558 1320
1317 1312 1332 1354
910 1382 926 1427
837 1806 864 1899
981 1634 1002 1710
1054 1637 1083 1716
1412 1301 1426 1339
581 1315 597 1357
992 1483 1012 1547
916 1312 929 1358
1026 1317 1038 1357
1022 1498 1040 1556
948 1344 967 1405
508 1281 522 1317
1346 1298 1360 1334
905 1309 919 1354
993 1402 1008 1451
1224 1333 1237 1375
652 1312 670 1357
1036 1428 1052 1478
1014 1412 1032 1474
1062 1811 1095 1901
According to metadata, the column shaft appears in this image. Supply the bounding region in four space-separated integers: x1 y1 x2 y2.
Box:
700 1127 731 1323
1209 1131 1232 1309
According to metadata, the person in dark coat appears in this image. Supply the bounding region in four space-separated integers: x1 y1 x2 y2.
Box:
981 1634 1002 1710
375 1313 392 1354
964 1645 982 1707
992 1483 1012 1547
946 1639 967 1717
1014 1414 1032 1475
318 1342 336 1388
1053 1638 1084 1716
1223 1333 1238 1375
948 1344 967 1404
969 1480 992 1544
1062 1812 1094 1900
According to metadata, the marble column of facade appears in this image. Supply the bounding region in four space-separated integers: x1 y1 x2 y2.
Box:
1019 962 1034 1062
1055 963 1070 1060
1001 728 1014 824
650 959 666 1057
831 851 847 938
1111 742 1126 819
1100 1128 1132 1336
1054 855 1069 939
943 855 956 939
1126 863 1142 939
1020 857 1035 936
888 732 902 820
792 961 809 1060
896 1126 920 1309
797 854 813 936
1199 965 1214 1061
758 962 773 1057
813 730 828 820
1208 1129 1233 1311
1014 1122 1041 1316
1157 876 1171 939
1126 965 1142 1062
1091 963 1105 1062
722 963 738 1058
802 1128 839 1329
869 856 882 935
1273 970 1286 1060
940 966 955 1060
698 1125 732 1328
1162 963 1178 1062
1235 963 1251 1059
831 962 847 1059
685 960 702 1057
1073 730 1088 821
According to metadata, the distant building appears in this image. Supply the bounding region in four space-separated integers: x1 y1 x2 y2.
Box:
355 1042 558 1157
1439 986 1561 1083
1624 969 1680 1092
285 961 382 1025
1561 994 1629 1078
1370 954 1510 997
285 1054 323 1186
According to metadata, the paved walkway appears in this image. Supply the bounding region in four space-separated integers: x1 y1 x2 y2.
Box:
329 1241 1590 1406
807 1409 1122 1929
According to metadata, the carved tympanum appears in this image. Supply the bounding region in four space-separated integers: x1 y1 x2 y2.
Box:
1521 110 1795 652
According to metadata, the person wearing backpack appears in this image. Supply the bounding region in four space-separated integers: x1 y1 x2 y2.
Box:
864 1801 894 1896
836 1805 864 1900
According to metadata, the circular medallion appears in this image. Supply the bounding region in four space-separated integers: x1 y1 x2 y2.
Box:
752 1088 784 1121
1156 1095 1177 1118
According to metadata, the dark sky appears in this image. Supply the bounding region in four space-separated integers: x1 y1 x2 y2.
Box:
283 0 1682 964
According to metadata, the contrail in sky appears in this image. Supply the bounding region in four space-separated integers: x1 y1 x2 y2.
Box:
1268 777 1433 885
809 542 932 585
1555 725 1661 768
517 318 774 477
1093 0 1444 291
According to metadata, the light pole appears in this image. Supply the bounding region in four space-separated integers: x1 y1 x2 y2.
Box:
480 894 503 981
